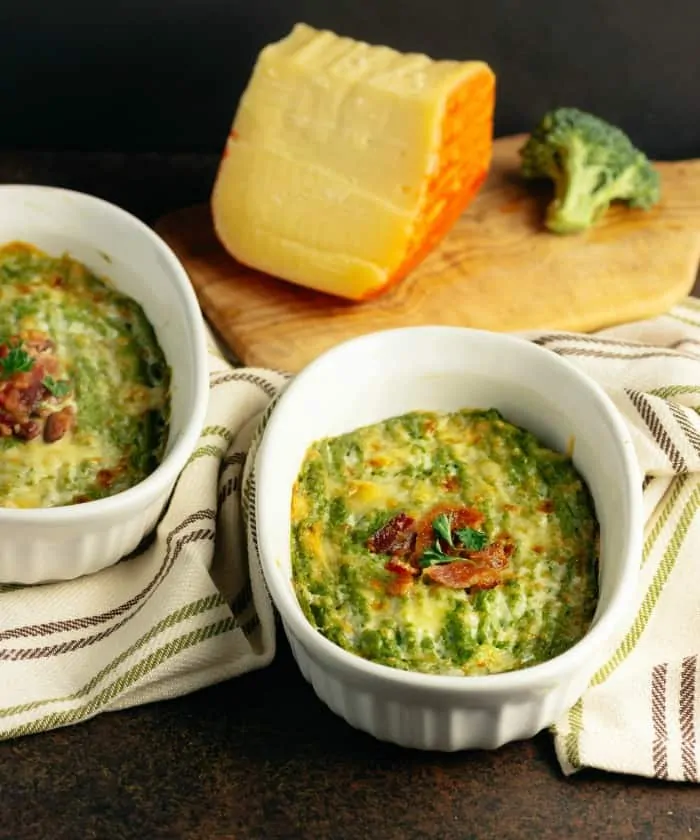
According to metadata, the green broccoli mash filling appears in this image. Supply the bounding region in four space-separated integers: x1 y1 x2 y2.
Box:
291 408 599 677
0 242 170 508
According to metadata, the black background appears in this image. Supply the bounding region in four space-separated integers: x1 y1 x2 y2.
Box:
1 0 698 159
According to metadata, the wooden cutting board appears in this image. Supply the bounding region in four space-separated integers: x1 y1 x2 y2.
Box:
155 135 700 372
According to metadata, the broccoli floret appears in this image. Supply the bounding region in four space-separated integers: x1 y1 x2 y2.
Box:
519 107 661 234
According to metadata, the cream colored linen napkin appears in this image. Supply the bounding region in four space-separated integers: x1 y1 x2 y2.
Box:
2 301 700 785
544 300 700 781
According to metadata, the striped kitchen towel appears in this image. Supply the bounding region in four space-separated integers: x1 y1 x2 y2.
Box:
0 342 288 740
1 299 700 784
545 300 700 781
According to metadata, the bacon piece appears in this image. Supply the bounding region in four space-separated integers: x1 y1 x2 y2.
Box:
425 563 502 591
2 388 21 415
424 541 512 591
385 558 419 577
383 556 419 597
383 556 418 597
367 512 416 556
16 420 40 441
43 407 75 443
19 366 47 413
413 503 484 557
538 500 554 514
0 363 46 423
0 332 75 443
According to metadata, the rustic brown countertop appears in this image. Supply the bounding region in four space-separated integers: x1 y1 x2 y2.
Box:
0 150 698 840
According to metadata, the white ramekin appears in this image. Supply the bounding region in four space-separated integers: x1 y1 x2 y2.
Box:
256 326 644 751
0 185 208 584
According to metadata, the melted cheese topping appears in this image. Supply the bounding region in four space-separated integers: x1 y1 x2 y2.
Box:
0 434 105 508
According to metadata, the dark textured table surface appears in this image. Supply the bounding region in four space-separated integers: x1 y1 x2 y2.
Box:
0 150 699 840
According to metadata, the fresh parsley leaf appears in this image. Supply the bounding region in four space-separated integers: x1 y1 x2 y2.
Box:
419 547 445 568
42 376 71 398
0 344 34 377
455 527 488 551
432 513 454 547
419 540 451 568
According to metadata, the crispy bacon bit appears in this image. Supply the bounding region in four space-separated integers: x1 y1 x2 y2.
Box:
425 563 502 591
43 407 75 443
367 512 415 556
384 558 419 577
503 503 519 512
0 332 74 443
532 544 544 554
424 542 512 591
383 556 418 597
14 420 40 440
0 364 47 437
367 503 515 595
3 387 21 415
538 500 555 514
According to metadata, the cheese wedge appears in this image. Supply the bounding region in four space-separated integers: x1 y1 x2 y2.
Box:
211 23 496 301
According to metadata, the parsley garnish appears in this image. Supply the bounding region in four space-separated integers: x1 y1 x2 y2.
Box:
455 527 488 551
0 343 34 377
432 513 454 547
42 376 71 399
420 514 489 566
419 541 449 568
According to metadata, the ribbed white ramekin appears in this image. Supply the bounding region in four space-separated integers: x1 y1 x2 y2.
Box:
256 327 643 751
0 186 209 584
